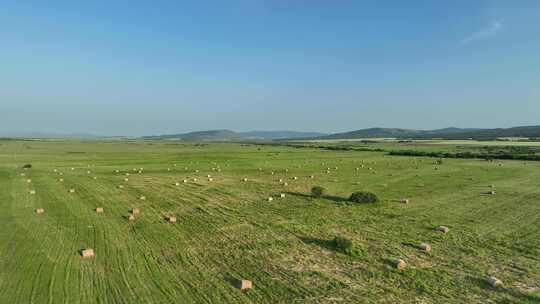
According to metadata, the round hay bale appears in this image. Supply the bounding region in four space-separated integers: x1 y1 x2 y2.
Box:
95 207 104 213
485 276 502 287
436 226 450 233
80 248 94 258
394 258 407 269
418 243 431 252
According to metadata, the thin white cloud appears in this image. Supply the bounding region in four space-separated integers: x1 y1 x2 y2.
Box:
460 20 504 45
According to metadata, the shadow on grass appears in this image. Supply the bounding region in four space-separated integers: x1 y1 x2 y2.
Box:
298 236 337 251
285 191 348 203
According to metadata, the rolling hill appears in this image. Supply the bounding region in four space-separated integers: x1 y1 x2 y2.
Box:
142 130 327 141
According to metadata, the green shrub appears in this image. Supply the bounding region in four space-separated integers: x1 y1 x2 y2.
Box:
349 191 379 203
333 236 363 257
311 186 326 198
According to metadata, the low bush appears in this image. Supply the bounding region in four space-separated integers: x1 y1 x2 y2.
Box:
311 186 326 198
349 191 379 203
333 236 363 257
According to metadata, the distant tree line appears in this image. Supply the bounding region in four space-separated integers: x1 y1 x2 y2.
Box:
388 150 540 161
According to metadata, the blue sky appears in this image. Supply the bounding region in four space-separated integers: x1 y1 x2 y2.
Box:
0 0 539 136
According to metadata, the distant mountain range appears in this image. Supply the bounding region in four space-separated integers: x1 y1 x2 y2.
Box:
143 126 540 141
141 130 328 141
4 125 540 141
312 127 480 140
308 126 540 140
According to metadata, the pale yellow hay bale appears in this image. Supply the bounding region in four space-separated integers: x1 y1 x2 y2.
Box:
35 208 44 214
81 248 94 258
485 276 502 287
437 226 450 233
419 243 431 252
394 258 407 269
235 279 252 290
95 207 104 213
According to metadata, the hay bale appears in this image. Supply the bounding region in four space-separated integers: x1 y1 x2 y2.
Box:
139 196 146 200
124 178 129 182
207 175 212 178
115 170 120 173
394 258 407 269
127 214 136 221
118 185 124 189
166 215 177 223
130 208 140 215
29 190 36 195
87 170 91 174
242 178 248 182
485 276 502 287
69 189 75 193
20 173 25 176
283 182 288 186
418 243 432 252
208 178 213 182
309 175 314 179
293 177 298 180
71 167 75 171
280 193 285 198
26 179 32 183
193 178 198 182
93 176 97 180
125 173 130 176
175 182 180 186
80 248 94 258
278 179 283 183
35 208 44 214
59 178 64 182
399 198 410 204
437 226 450 233
235 279 252 291
183 180 188 183
95 207 104 213
488 191 496 195
268 197 273 202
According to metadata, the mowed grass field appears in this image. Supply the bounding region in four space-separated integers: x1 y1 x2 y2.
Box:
1 140 540 303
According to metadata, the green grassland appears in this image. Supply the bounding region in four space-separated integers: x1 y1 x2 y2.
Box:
1 140 539 303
